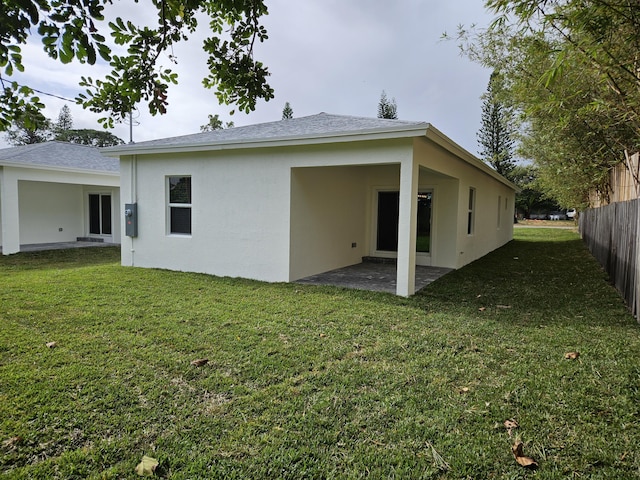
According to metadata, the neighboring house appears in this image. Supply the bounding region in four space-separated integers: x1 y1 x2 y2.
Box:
103 113 517 296
0 141 120 254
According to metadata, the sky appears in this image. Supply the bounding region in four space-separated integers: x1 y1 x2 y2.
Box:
2 1 495 154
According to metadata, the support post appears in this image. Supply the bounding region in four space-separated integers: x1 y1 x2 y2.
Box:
396 159 419 296
0 168 20 255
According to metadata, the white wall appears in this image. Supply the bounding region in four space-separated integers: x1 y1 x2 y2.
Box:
0 165 121 250
119 135 515 283
120 140 416 282
413 138 515 268
18 181 84 244
0 183 2 247
289 166 367 280
121 150 292 282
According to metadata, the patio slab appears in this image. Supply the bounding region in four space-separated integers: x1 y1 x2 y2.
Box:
0 242 118 254
296 262 454 294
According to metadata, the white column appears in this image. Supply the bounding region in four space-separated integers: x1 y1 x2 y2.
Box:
396 159 419 296
0 168 20 255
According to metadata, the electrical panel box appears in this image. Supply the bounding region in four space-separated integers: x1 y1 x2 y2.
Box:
124 203 138 237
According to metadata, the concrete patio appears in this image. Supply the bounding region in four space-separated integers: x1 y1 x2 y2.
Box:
0 241 118 254
296 261 453 294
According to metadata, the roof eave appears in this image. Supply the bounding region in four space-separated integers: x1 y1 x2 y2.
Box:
424 125 519 192
0 161 118 176
101 125 431 157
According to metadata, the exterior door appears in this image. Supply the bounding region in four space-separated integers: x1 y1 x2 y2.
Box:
89 193 112 237
375 190 432 261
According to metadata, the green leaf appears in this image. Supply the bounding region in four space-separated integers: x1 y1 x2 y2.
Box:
134 455 159 476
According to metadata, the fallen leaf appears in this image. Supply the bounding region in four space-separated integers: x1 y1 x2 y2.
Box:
459 387 470 394
319 333 326 338
565 351 580 360
504 419 519 430
504 419 518 436
190 358 208 367
476 294 482 298
2 436 22 449
46 342 57 348
479 307 486 312
135 455 159 476
512 441 538 469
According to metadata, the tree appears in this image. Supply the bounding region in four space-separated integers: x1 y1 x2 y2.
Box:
200 114 234 132
5 106 124 146
55 129 124 147
477 72 516 177
510 164 560 219
1 1 274 131
452 1 640 207
377 91 398 119
282 102 293 119
5 111 53 145
55 105 74 131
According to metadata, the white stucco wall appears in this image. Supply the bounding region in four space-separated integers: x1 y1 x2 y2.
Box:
413 138 515 268
121 151 292 282
0 184 3 247
289 166 367 280
18 181 84 244
0 165 121 251
121 140 416 282
118 134 515 284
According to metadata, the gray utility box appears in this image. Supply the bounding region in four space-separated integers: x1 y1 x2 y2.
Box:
124 203 138 237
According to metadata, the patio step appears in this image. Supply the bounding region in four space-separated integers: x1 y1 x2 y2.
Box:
362 256 396 265
76 237 104 243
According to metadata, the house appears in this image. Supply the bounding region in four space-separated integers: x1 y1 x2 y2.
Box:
103 113 517 296
0 141 121 254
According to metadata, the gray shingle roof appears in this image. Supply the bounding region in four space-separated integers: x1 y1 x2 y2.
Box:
0 141 118 173
104 113 430 152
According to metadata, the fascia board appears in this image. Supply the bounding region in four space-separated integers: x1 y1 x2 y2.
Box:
424 125 520 192
101 125 431 157
0 161 118 177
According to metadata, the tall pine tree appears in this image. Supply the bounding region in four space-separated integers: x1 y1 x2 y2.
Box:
477 72 515 178
282 102 293 119
377 91 398 119
55 105 74 131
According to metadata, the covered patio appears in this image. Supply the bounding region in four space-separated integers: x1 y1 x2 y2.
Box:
296 260 453 294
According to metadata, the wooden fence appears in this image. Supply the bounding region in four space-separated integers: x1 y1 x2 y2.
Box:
590 152 640 207
579 199 639 318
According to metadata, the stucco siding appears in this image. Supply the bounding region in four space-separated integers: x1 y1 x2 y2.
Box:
419 172 459 268
18 180 84 244
117 129 516 289
1 164 121 251
290 166 367 280
413 138 514 268
121 140 415 282
121 151 292 282
0 179 3 248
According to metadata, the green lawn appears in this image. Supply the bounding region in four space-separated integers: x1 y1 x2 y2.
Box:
1 229 638 479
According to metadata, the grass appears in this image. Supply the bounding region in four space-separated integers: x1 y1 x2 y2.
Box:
0 229 638 479
516 219 577 228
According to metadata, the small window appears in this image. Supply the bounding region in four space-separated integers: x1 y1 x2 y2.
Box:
467 187 476 235
168 176 192 235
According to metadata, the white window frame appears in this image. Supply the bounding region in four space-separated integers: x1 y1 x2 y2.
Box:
167 175 192 236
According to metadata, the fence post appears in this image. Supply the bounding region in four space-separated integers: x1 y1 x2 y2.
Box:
636 195 640 318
